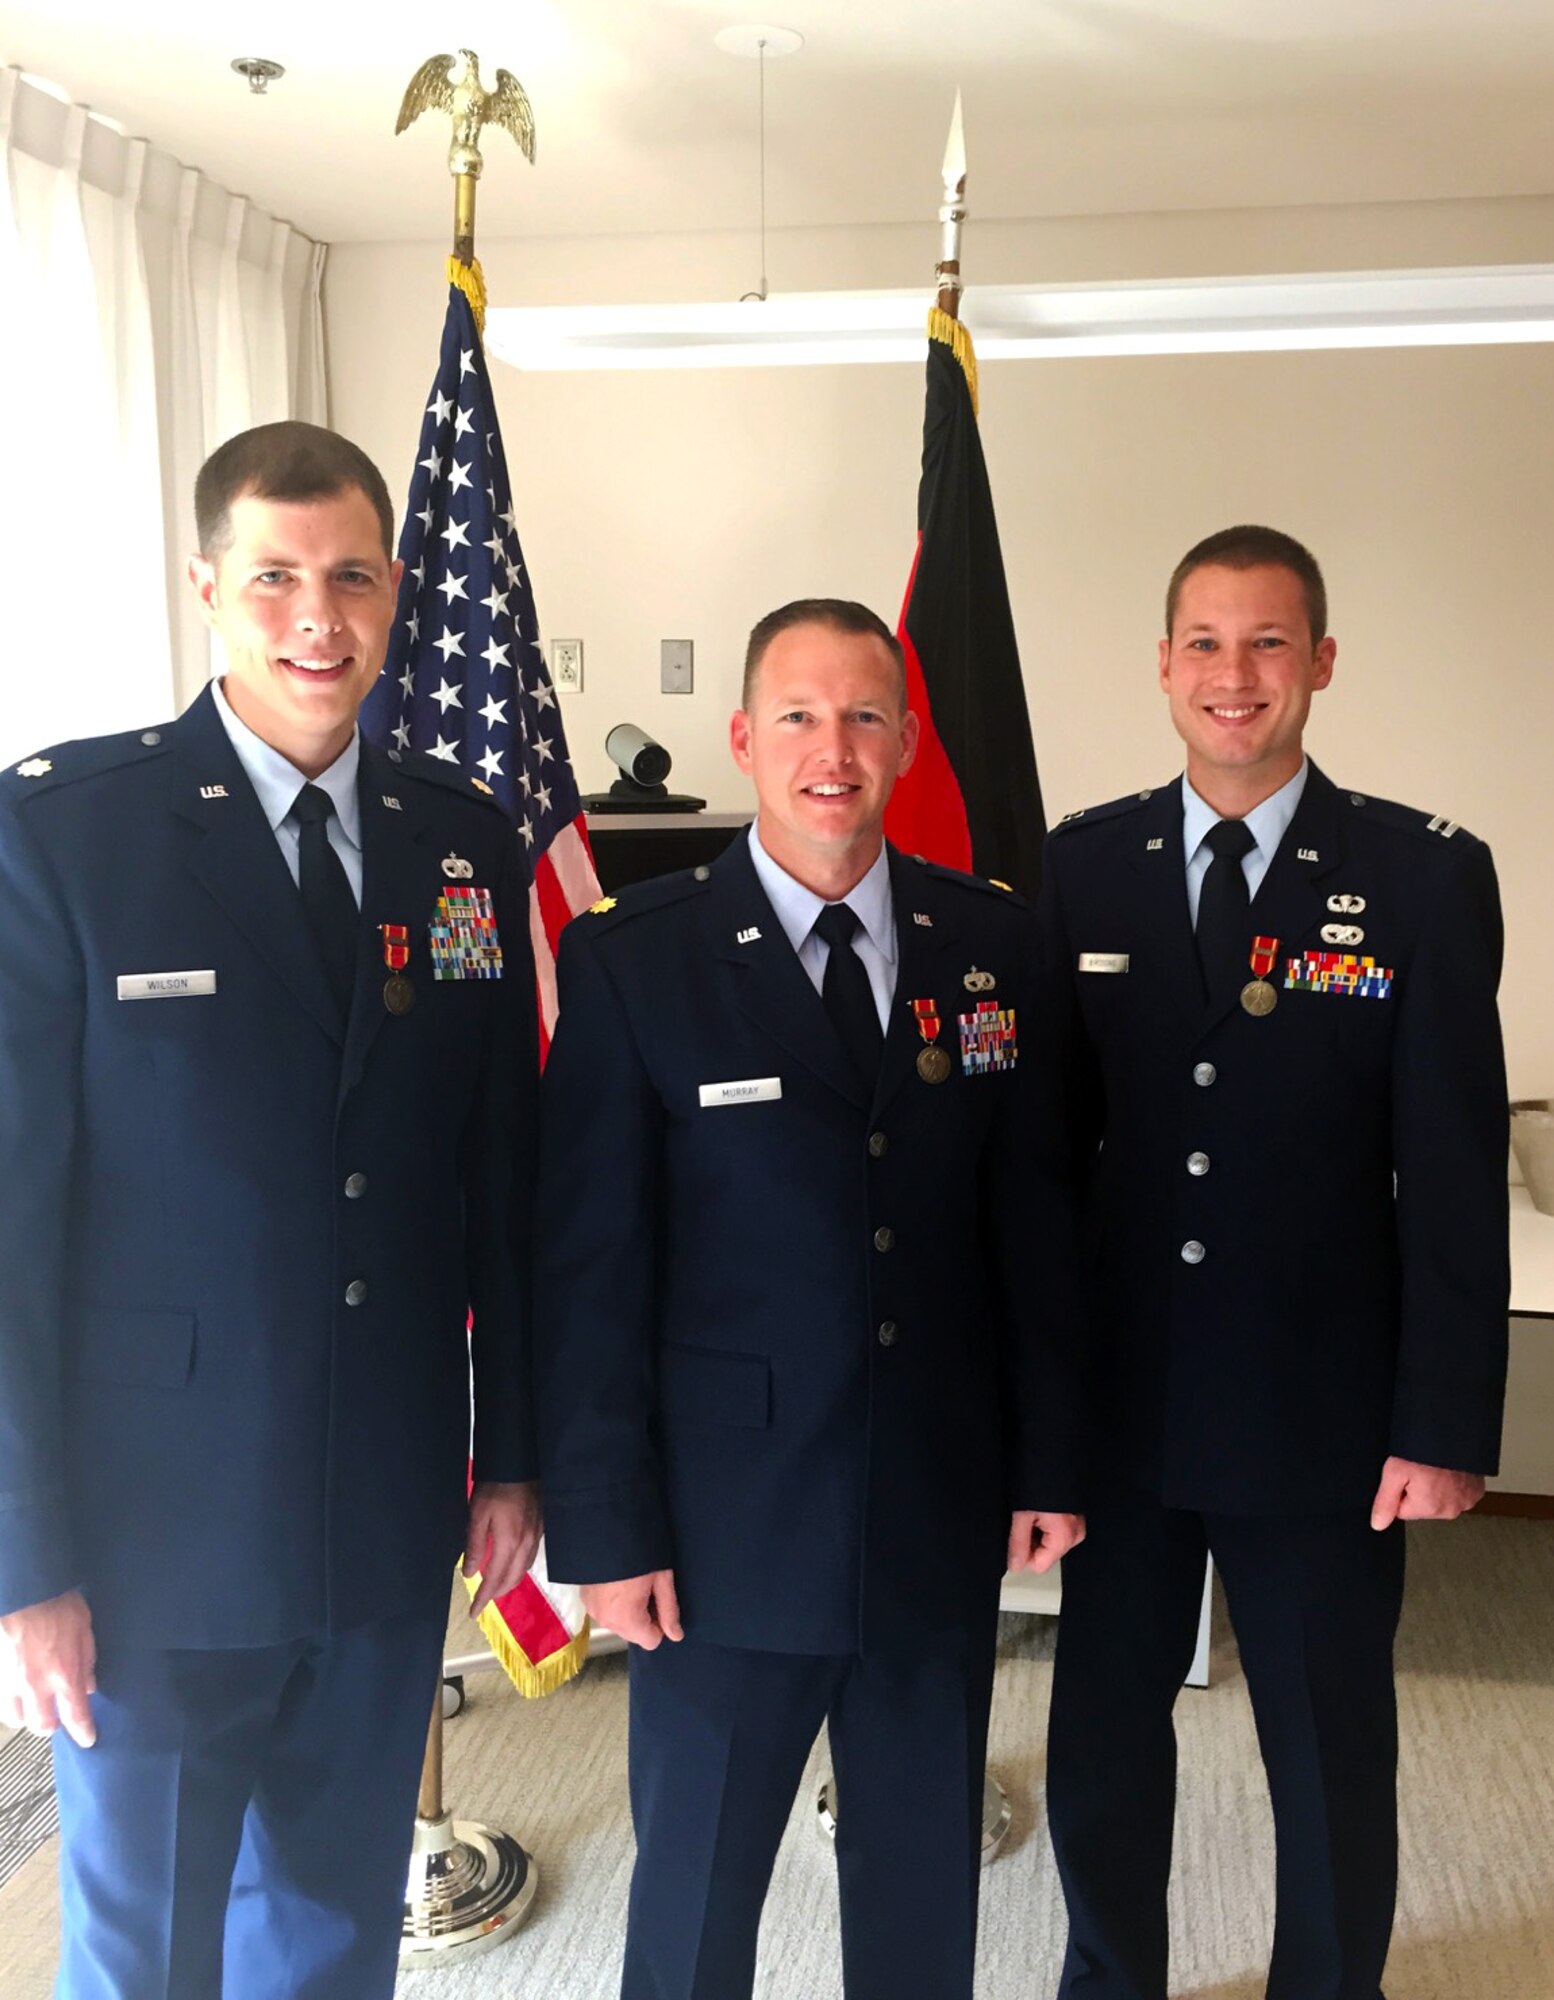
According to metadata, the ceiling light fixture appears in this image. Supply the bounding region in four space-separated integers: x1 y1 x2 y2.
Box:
231 58 285 96
485 265 1554 373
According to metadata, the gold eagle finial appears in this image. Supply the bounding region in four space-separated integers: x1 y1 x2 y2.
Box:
397 48 536 179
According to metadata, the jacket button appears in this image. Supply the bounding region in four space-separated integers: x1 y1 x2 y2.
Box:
1186 1152 1210 1177
877 1321 898 1347
140 729 162 747
344 1172 367 1198
345 1279 369 1306
1180 1240 1206 1266
873 1226 895 1252
1193 1062 1217 1087
868 1131 888 1158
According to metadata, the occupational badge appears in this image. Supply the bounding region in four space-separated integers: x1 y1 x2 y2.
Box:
910 997 952 1083
958 999 1018 1075
1240 937 1280 1017
380 924 414 1015
441 852 475 881
963 966 996 993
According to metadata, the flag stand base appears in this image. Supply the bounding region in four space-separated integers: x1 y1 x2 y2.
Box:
815 1771 1012 1865
400 1687 538 1965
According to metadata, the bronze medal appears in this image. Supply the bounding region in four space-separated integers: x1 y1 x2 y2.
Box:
383 973 415 1017
1240 978 1277 1018
916 1045 952 1084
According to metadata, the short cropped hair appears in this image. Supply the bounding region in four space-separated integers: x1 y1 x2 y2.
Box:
1165 525 1328 644
195 421 396 561
742 599 906 712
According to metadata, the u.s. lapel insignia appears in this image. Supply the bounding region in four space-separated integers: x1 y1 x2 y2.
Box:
16 758 51 778
963 966 996 993
913 912 933 927
1297 847 1320 862
1146 837 1164 852
1328 892 1366 915
382 794 403 812
199 784 228 799
736 925 761 944
441 852 475 881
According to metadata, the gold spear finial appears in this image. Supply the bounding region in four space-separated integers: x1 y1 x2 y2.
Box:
397 49 536 268
936 89 967 320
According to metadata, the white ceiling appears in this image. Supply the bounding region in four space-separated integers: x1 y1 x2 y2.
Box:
6 0 1554 246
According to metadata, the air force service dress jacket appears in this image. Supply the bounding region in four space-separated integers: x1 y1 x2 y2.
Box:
1035 760 1509 1515
0 685 537 1645
535 834 1084 1657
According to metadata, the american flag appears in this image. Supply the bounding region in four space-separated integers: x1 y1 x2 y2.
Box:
361 279 596 1695
362 282 600 1043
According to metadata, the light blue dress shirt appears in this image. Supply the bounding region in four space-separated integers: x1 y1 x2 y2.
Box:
746 822 897 1032
211 678 363 908
1182 759 1309 929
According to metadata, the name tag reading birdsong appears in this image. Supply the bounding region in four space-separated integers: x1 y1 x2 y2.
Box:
1078 953 1130 975
117 970 217 1000
699 1077 783 1109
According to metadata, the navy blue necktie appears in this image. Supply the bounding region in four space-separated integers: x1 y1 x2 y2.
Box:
1195 817 1256 998
815 902 883 1086
291 784 357 1015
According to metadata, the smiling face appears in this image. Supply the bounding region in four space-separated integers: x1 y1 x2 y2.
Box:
188 485 402 779
1159 562 1336 811
730 621 919 897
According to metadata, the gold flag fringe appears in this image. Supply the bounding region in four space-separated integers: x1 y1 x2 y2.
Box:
928 306 979 418
448 255 488 339
460 1564 592 1696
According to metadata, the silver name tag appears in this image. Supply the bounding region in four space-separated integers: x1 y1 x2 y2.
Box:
117 970 217 1001
1078 952 1129 975
698 1076 782 1108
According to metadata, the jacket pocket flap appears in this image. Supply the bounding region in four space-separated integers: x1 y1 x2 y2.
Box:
71 1305 196 1390
658 1344 771 1429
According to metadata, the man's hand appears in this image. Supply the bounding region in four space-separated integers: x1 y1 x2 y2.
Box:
580 1572 683 1650
1370 1457 1486 1531
1008 1511 1087 1575
464 1481 543 1616
0 1590 97 1748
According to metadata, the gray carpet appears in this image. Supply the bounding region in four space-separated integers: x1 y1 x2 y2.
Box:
1 1516 1550 1997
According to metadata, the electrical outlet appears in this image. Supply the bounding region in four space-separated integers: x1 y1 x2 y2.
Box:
661 639 693 695
551 638 584 693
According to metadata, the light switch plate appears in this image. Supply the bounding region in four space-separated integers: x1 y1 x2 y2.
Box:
551 638 583 692
661 639 693 695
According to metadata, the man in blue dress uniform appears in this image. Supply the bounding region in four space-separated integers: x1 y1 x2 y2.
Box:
1038 526 1509 1999
535 600 1086 2000
0 422 541 1998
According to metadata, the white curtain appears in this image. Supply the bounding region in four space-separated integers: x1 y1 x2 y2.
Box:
0 69 328 768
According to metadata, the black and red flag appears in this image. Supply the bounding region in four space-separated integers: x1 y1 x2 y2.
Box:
885 309 1046 898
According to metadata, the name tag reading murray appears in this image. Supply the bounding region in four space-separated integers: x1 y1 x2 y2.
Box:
699 1077 783 1109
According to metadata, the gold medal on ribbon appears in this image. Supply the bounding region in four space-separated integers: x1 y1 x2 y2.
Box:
380 924 415 1015
910 997 951 1084
1240 935 1279 1017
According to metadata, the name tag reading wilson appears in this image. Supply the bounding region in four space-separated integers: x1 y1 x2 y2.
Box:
117 970 218 1001
1078 953 1130 975
699 1076 783 1109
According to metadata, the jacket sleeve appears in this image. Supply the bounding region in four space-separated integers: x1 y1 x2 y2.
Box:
1387 837 1510 1472
532 920 674 1584
986 858 1095 1515
0 793 85 1614
462 823 541 1484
